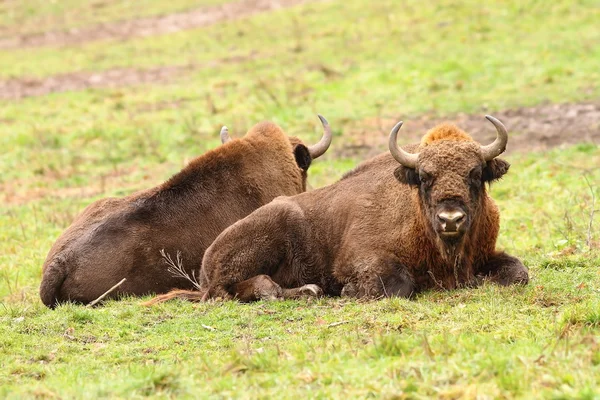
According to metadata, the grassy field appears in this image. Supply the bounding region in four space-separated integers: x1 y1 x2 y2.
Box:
1 0 599 398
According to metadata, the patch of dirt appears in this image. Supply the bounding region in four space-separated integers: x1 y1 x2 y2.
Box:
0 65 192 100
0 0 321 49
340 102 600 157
0 54 251 100
1 164 155 207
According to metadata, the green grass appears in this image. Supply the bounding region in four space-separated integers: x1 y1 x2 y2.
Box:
1 0 600 398
1 267 600 398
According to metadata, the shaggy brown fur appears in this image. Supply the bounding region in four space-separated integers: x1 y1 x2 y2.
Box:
148 123 528 304
421 123 472 145
40 121 328 308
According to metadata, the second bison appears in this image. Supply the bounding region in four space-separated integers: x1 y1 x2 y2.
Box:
41 117 332 308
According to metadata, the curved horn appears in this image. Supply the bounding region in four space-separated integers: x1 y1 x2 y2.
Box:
220 126 231 144
388 120 418 168
481 115 508 161
307 115 333 159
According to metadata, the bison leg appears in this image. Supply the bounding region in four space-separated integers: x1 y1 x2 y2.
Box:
481 251 529 286
227 278 322 302
203 200 321 301
338 256 415 299
341 273 414 299
230 275 283 302
282 284 323 299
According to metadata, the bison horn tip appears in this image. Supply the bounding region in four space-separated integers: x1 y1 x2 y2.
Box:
392 120 404 133
317 114 329 127
481 115 508 161
484 115 498 124
220 126 231 144
307 114 333 159
388 120 419 169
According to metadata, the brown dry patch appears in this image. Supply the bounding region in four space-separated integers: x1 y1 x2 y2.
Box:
0 164 161 207
340 102 600 157
0 65 192 100
0 0 321 49
0 54 252 100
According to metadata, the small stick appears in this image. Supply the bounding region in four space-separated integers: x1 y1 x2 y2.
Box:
422 334 435 360
327 321 349 328
583 174 598 250
428 270 446 290
378 276 389 297
87 278 126 307
202 324 216 331
160 249 202 291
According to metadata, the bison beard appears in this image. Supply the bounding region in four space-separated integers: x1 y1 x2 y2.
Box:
147 116 528 304
40 116 332 308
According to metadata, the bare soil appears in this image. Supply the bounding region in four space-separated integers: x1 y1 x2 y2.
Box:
0 54 251 100
0 0 320 49
0 65 193 100
342 102 600 156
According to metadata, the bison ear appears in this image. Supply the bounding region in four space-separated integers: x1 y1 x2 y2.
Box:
293 144 312 171
483 158 510 182
394 166 420 186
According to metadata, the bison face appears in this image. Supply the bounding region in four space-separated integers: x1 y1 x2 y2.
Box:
390 116 510 247
405 143 509 244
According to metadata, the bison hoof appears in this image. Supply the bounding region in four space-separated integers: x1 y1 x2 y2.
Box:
298 284 323 298
340 282 359 298
495 268 529 286
262 294 283 301
511 270 529 285
258 286 283 301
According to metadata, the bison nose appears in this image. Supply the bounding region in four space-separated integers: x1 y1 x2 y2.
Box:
437 210 465 232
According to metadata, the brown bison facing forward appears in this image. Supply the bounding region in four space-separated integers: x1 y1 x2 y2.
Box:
149 116 528 304
40 117 332 308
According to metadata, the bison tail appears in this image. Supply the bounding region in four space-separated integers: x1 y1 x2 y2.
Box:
141 289 209 306
39 259 67 309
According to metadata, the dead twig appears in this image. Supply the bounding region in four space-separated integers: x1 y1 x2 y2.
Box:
160 249 201 291
327 321 349 328
87 278 126 307
202 324 216 331
422 334 435 360
378 276 389 297
583 174 599 250
428 270 446 290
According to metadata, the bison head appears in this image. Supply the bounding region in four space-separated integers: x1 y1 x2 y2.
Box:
221 115 332 172
287 115 333 171
390 116 510 247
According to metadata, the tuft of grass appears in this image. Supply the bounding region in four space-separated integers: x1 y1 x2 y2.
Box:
371 334 418 358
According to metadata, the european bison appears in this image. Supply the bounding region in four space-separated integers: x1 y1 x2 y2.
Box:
40 116 332 308
148 116 528 304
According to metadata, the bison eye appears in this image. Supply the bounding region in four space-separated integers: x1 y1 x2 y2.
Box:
468 167 483 186
419 172 433 188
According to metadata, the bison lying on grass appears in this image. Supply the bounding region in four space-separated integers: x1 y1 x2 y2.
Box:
148 116 528 304
40 116 332 308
